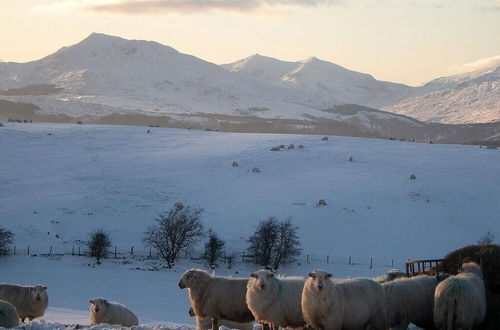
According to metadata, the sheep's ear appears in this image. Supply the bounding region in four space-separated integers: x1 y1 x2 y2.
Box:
250 273 257 278
89 299 94 304
104 299 109 305
267 273 274 278
326 273 333 278
308 272 316 278
43 286 47 290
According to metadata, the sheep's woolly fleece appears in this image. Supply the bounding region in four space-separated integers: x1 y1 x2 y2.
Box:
5 321 194 330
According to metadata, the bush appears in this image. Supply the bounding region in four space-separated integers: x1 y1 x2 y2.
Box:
144 204 204 268
205 229 225 268
87 229 111 264
0 227 14 254
247 216 301 270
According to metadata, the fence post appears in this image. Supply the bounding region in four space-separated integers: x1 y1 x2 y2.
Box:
391 259 394 267
130 246 134 256
72 246 74 256
78 246 81 256
326 255 329 263
306 254 310 264
49 246 52 255
149 247 152 258
27 246 30 256
348 256 351 265
13 246 16 255
184 249 188 259
114 246 117 259
370 258 373 269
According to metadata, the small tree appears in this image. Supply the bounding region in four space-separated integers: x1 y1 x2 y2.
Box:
144 204 204 268
247 216 301 270
87 229 111 264
205 229 225 268
477 231 495 245
247 217 279 268
273 219 301 270
0 227 14 255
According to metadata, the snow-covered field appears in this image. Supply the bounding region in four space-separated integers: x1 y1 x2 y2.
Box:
1 121 499 328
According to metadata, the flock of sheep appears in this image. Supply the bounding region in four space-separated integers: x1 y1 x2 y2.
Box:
0 261 487 330
178 262 487 330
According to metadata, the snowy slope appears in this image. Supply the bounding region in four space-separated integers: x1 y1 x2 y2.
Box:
1 122 499 328
223 55 414 109
384 65 500 124
0 33 318 120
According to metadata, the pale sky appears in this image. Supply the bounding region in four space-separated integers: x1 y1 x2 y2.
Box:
1 0 499 86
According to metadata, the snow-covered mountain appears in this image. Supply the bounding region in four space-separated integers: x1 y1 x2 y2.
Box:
383 64 500 124
0 33 499 131
223 54 414 109
0 33 320 120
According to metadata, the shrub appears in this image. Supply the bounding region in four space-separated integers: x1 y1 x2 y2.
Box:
87 229 111 264
144 204 204 268
205 229 225 268
247 216 301 270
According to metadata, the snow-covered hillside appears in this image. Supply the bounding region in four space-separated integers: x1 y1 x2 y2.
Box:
1 33 498 127
1 122 499 328
384 65 500 124
223 55 414 109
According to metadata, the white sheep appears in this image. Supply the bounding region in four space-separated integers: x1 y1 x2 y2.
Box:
189 307 254 330
0 284 48 322
433 262 487 330
301 270 385 330
0 300 20 328
178 269 254 330
89 298 139 327
373 269 407 283
382 275 438 329
246 270 306 329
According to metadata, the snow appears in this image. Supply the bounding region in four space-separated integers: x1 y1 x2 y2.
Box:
1 121 499 328
2 33 497 126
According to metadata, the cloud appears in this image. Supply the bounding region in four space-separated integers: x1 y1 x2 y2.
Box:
32 0 343 15
446 55 500 75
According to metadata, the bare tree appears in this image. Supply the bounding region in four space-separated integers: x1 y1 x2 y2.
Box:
144 204 204 268
205 229 225 268
273 219 301 270
247 216 301 270
477 231 495 245
247 217 278 268
87 229 111 264
0 227 14 255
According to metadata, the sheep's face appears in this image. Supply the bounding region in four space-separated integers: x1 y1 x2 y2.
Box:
460 262 483 278
250 270 274 291
308 270 332 291
30 285 47 303
179 269 204 289
89 298 108 316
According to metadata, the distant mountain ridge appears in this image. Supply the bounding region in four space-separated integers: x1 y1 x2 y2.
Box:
0 33 499 142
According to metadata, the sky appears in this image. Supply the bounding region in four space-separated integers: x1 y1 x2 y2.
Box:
0 0 499 86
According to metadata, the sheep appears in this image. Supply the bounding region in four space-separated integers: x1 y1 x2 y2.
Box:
89 298 139 327
246 270 306 329
433 262 487 330
373 269 407 283
301 270 385 330
0 284 48 322
178 269 254 330
0 300 20 328
189 307 254 330
382 275 438 329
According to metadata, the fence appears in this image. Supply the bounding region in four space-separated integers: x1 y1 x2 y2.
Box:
0 245 403 270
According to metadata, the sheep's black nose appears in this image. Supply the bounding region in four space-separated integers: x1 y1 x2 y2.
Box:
318 284 323 290
178 282 185 289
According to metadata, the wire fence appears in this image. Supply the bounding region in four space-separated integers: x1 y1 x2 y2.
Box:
0 245 402 270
